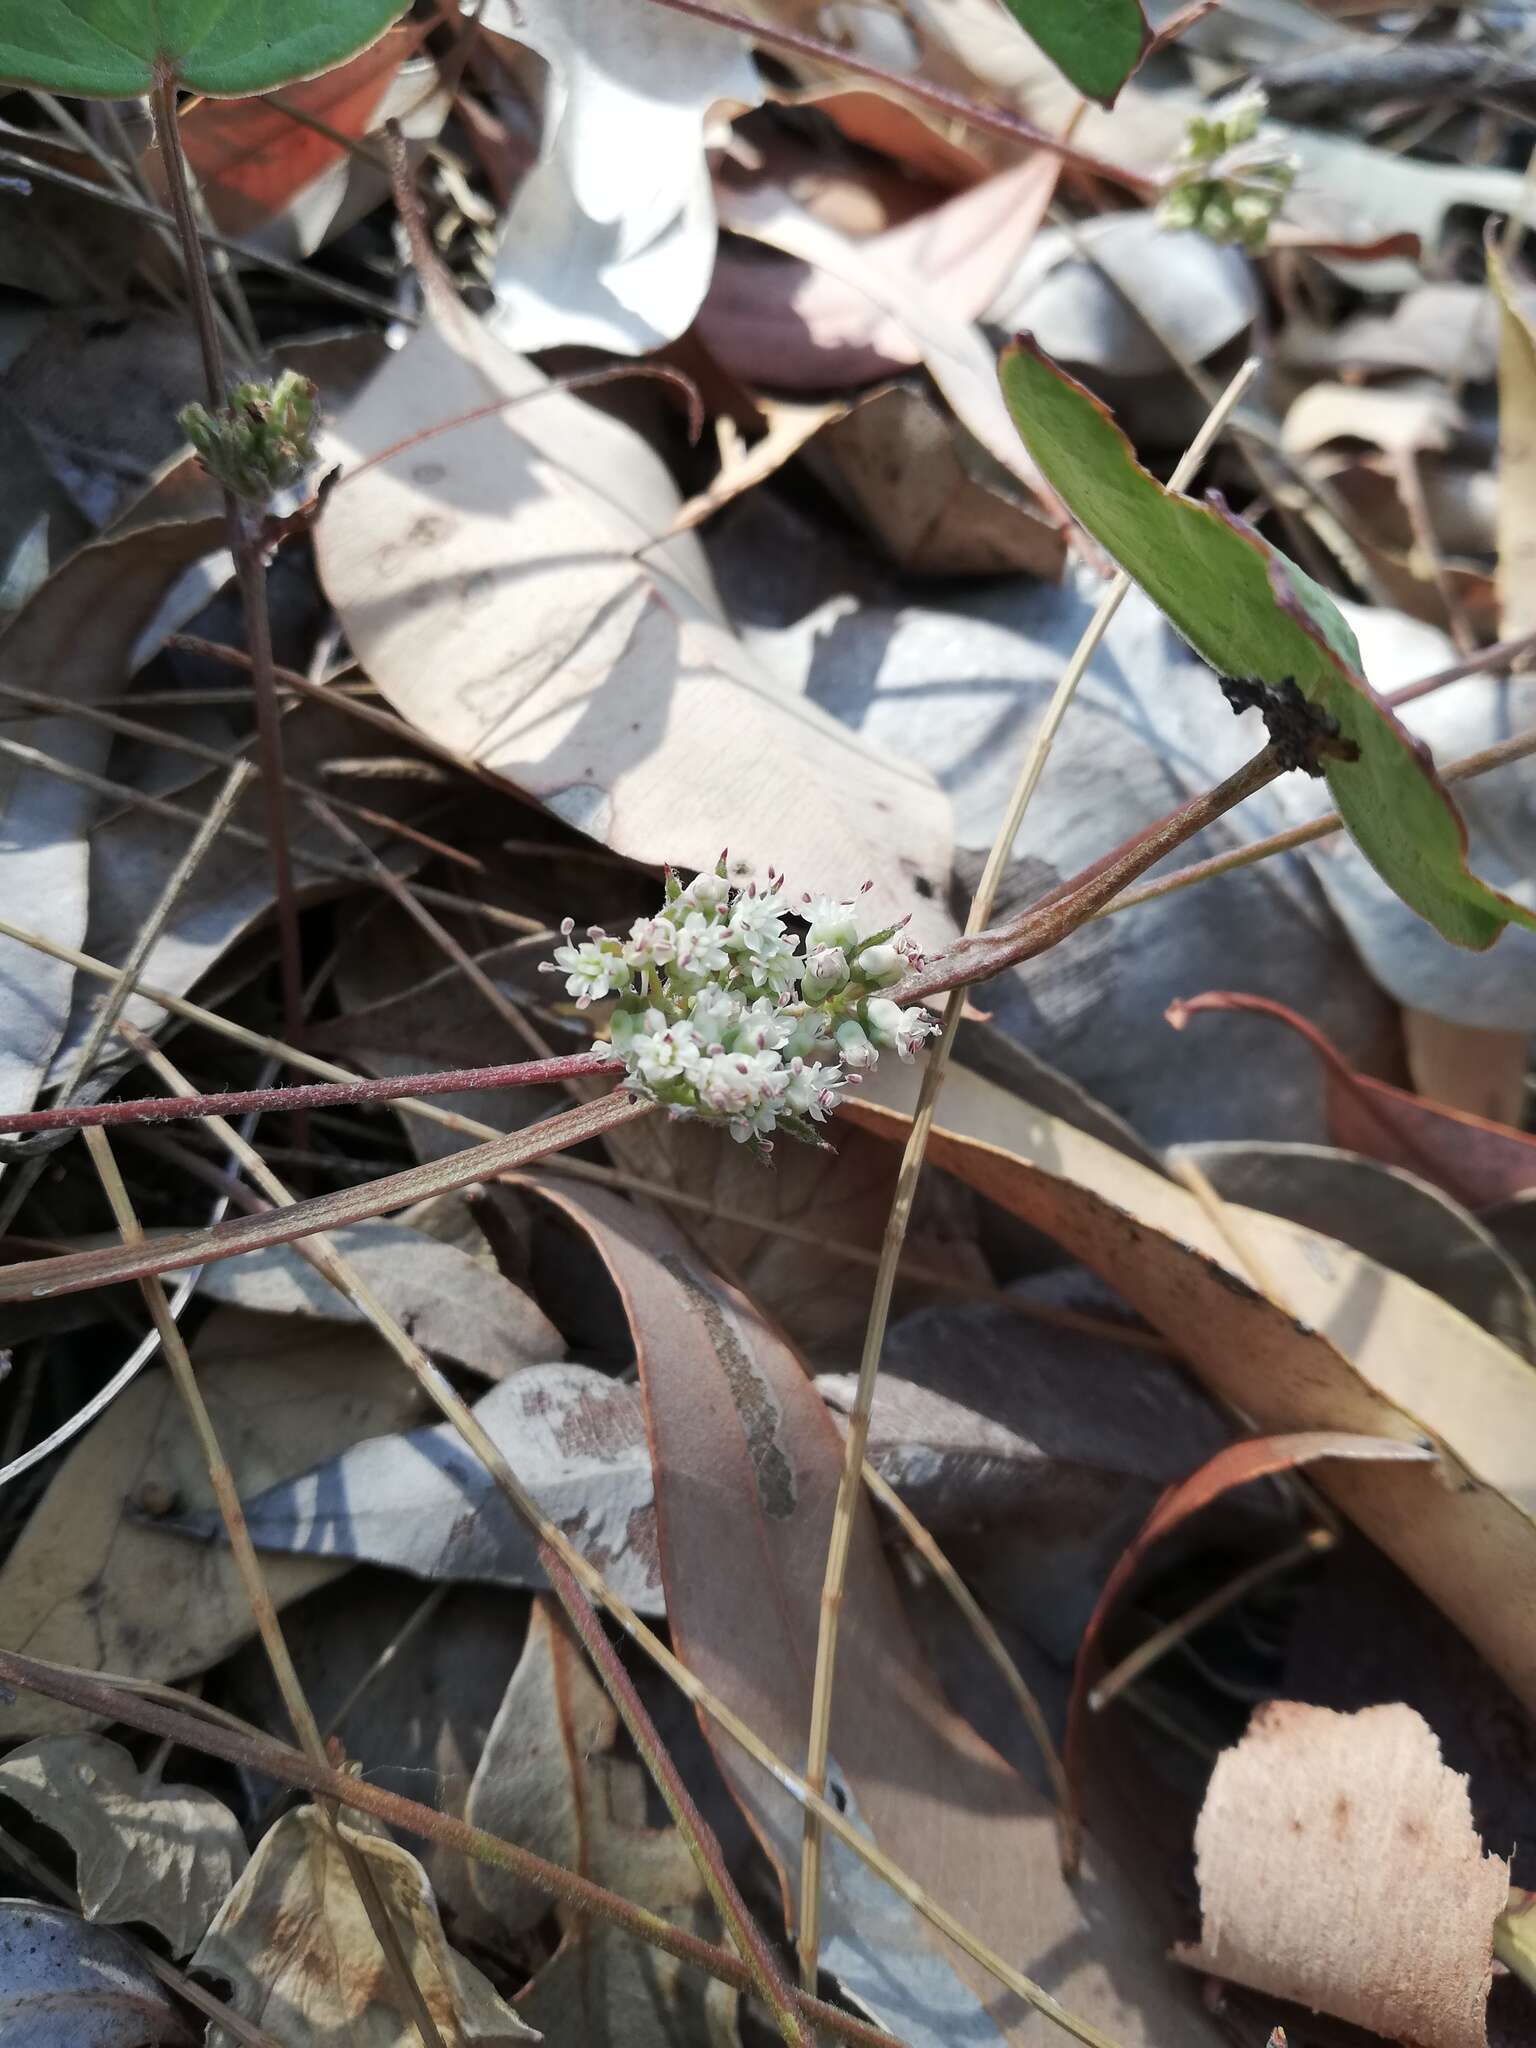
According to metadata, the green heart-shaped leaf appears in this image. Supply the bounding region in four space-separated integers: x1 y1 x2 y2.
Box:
1000 336 1536 951
0 0 407 97
993 0 1150 107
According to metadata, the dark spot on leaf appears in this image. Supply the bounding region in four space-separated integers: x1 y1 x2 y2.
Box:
660 1253 796 1520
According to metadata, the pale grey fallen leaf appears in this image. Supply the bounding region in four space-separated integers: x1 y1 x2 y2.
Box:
194 1808 537 2048
708 494 1400 1144
990 214 1257 380
1266 602 1536 1028
0 1899 194 2047
0 1735 245 1958
179 1364 664 1615
192 1220 563 1378
1183 1142 1536 1365
481 0 760 355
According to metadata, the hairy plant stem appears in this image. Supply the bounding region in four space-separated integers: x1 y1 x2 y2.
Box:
0 1647 900 2048
636 0 1157 198
151 73 306 1068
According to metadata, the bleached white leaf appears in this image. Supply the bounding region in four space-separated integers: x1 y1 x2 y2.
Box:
481 0 760 353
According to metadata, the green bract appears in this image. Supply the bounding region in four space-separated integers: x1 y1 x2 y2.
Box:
992 0 1149 107
1000 338 1536 951
0 0 408 97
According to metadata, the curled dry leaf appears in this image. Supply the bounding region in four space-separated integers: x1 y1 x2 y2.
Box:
1179 1702 1508 2048
467 1598 739 2046
315 301 953 943
0 1899 194 2047
531 1177 1226 2048
1172 992 1536 1208
0 1311 424 1740
845 1057 1536 1725
0 462 223 1116
181 1363 664 1615
193 1218 564 1378
0 1732 246 1957
1490 240 1536 648
192 1806 537 2047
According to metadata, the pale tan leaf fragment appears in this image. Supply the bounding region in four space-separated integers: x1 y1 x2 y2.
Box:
0 1733 245 1957
1178 1702 1507 2048
193 1806 538 2048
0 1311 424 1739
1490 242 1536 645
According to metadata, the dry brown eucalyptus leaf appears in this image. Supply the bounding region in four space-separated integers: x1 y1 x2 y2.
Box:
193 1806 537 2047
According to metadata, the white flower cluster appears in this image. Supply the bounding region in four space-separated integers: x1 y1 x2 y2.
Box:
541 862 937 1151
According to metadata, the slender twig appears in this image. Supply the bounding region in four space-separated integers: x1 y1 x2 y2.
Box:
151 75 306 1065
81 1125 446 2048
542 1551 811 2048
1102 717 1536 919
0 1647 903 2048
796 359 1261 1976
636 0 1157 197
100 1038 1119 2047
0 144 409 324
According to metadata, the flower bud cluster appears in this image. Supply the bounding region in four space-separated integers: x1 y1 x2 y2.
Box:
179 370 320 505
1159 88 1296 251
541 861 936 1151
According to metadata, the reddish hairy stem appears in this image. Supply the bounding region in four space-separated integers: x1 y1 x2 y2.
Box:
0 1647 901 2048
0 1052 614 1137
637 0 1158 198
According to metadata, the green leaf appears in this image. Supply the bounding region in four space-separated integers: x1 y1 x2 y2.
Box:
993 0 1150 107
999 336 1536 952
0 0 408 97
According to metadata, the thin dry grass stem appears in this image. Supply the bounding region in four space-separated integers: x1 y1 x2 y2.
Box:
1393 446 1475 651
307 796 556 1068
0 758 252 1238
1087 1529 1333 1715
110 1038 1118 2047
859 1462 1075 1856
80 1123 447 2048
1103 717 1536 916
0 1651 906 2048
0 1815 287 2048
319 1585 450 1744
0 149 408 326
796 357 1263 1980
0 678 491 878
0 730 537 935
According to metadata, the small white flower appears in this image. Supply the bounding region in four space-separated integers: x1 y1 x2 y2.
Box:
853 942 902 986
864 998 934 1060
549 934 626 1007
782 1058 844 1121
671 910 732 979
835 1019 878 1071
629 1019 704 1089
730 997 793 1055
805 896 860 953
677 871 730 914
624 915 677 969
802 944 850 998
687 984 744 1049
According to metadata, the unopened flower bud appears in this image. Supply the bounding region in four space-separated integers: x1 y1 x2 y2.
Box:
802 944 850 999
835 1019 878 1070
853 942 902 986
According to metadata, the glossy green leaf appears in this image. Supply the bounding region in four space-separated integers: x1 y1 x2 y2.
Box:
0 0 408 97
993 0 1150 107
999 337 1536 951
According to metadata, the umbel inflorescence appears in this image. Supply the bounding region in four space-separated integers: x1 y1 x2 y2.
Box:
542 862 937 1150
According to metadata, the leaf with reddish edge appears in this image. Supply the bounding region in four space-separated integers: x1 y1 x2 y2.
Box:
1170 990 1536 1208
523 1175 1225 2048
998 337 1536 950
1066 1432 1436 1810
